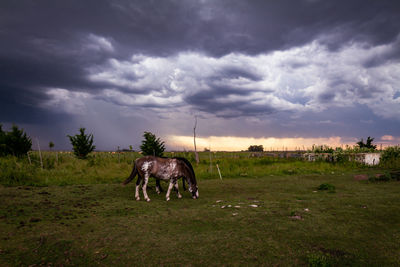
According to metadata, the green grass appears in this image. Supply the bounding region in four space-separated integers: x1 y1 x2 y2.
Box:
1 172 400 266
0 151 385 186
0 152 399 265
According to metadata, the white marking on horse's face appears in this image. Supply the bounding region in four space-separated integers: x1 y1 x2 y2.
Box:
141 161 152 172
195 188 199 198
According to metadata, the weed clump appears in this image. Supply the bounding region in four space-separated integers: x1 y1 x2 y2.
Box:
0 156 39 185
317 183 335 193
380 146 400 168
368 172 400 182
307 252 332 267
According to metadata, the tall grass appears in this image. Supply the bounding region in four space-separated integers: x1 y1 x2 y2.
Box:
0 151 389 186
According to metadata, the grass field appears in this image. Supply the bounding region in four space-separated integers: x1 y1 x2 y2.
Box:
1 152 399 266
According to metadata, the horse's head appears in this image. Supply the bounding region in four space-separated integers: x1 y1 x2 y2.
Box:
188 184 199 199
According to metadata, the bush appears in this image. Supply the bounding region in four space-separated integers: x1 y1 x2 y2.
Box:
67 128 96 159
380 146 400 167
0 124 32 157
318 183 336 192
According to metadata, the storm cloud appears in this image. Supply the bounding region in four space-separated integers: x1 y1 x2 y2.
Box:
1 0 400 150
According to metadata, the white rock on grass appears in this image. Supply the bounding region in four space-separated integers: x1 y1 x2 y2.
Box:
249 204 258 208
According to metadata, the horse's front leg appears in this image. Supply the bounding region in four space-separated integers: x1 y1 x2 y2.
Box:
142 174 151 202
165 180 175 201
174 182 182 199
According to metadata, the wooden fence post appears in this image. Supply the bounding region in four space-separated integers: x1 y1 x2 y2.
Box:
37 138 43 170
27 152 31 165
216 164 222 180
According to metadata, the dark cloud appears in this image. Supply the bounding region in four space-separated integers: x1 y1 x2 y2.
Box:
217 67 263 82
185 90 277 118
1 0 400 149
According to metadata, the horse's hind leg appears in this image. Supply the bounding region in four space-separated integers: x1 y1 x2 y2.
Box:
155 179 162 194
174 182 182 199
142 174 151 202
135 175 142 201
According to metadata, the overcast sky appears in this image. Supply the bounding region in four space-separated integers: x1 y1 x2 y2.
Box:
1 0 400 151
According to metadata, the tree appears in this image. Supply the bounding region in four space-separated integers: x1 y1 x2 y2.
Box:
0 124 7 156
49 141 55 150
140 131 165 157
0 124 7 157
248 145 264 152
357 136 377 150
67 128 95 159
0 124 32 157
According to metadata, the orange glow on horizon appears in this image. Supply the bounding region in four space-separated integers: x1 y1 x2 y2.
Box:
165 135 399 151
166 135 354 151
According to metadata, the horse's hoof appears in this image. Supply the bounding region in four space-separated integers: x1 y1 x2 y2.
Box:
178 195 182 199
166 197 170 201
145 198 151 202
136 197 140 201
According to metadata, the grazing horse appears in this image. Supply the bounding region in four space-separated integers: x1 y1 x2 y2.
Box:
123 156 199 201
155 157 188 193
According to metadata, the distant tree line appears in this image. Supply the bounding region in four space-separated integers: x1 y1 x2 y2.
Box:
1 122 385 162
248 145 264 152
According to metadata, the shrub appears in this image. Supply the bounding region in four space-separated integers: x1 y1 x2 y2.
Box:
318 183 335 192
67 128 96 159
380 146 400 167
311 145 334 154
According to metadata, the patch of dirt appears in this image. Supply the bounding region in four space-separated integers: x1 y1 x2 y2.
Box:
354 174 368 181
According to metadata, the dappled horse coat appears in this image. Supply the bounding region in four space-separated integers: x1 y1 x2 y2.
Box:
123 156 198 201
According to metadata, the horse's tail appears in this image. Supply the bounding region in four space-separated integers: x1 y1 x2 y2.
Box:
122 163 137 185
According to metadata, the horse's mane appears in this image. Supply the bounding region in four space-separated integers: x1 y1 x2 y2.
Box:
172 157 195 179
